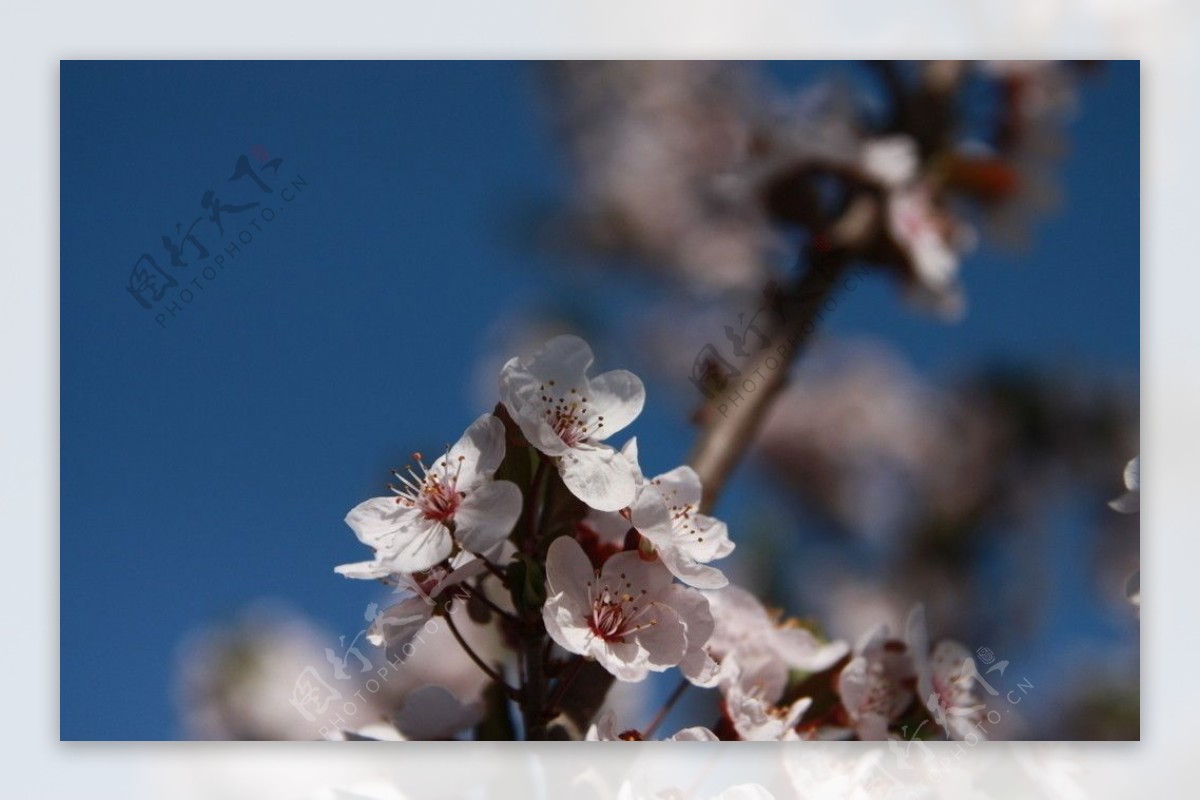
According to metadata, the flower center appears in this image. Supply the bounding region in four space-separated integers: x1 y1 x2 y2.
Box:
585 574 654 643
538 382 605 447
389 451 467 522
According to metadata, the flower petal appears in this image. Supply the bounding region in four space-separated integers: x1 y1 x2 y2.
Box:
558 442 639 511
631 601 688 672
333 559 394 580
367 598 432 648
382 516 454 574
587 369 645 438
344 496 425 554
443 413 507 485
523 334 596 386
453 480 522 553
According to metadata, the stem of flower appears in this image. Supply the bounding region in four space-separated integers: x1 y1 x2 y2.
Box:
524 456 550 554
461 580 518 623
445 610 519 700
519 623 548 739
644 677 690 739
545 655 585 716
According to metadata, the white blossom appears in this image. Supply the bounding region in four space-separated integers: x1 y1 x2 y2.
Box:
586 439 734 590
542 536 714 683
907 605 986 741
335 413 521 577
724 683 812 741
706 584 848 701
835 624 916 740
585 710 719 741
500 335 645 511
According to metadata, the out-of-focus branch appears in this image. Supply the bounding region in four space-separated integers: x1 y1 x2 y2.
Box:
688 195 879 513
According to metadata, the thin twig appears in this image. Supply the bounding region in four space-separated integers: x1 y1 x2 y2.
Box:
445 611 519 700
461 581 518 623
644 678 690 739
545 656 585 716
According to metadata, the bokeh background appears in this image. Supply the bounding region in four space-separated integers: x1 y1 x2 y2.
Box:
60 60 1138 741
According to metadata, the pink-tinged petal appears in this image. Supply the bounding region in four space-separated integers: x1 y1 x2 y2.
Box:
835 656 870 716
855 713 891 741
557 442 638 511
453 480 522 553
587 369 645 438
366 598 432 648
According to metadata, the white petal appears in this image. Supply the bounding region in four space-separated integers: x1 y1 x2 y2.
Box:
557 442 639 511
367 598 432 648
344 496 424 553
334 560 394 580
601 549 675 598
545 535 597 598
444 413 508 485
652 465 704 508
498 358 572 457
380 516 454 574
587 369 645 438
668 726 719 741
631 602 688 671
660 549 729 590
524 335 596 386
543 592 594 657
452 480 522 553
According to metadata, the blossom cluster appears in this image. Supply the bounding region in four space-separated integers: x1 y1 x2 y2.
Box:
333 334 989 741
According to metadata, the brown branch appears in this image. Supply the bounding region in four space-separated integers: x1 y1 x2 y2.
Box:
688 254 847 512
688 196 878 513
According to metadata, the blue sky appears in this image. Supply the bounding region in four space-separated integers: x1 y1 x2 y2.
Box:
60 61 1138 740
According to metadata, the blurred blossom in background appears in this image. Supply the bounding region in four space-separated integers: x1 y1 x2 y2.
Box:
61 59 1137 741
